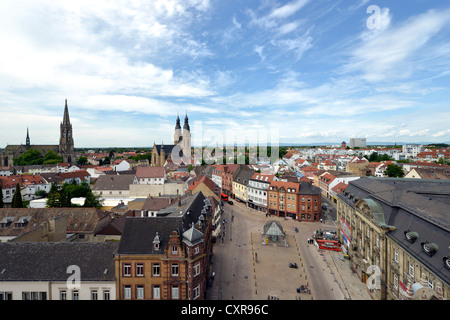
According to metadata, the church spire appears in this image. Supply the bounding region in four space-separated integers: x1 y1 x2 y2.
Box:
183 111 190 131
62 99 71 126
26 127 30 147
59 99 75 164
175 113 181 129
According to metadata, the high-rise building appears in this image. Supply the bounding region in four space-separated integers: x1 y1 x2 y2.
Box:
350 138 367 148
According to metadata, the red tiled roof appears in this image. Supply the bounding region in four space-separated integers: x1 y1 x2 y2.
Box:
136 166 165 178
251 172 275 182
332 182 348 194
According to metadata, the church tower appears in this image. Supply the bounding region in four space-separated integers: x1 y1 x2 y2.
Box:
174 114 181 145
181 113 191 161
59 99 75 164
26 127 30 148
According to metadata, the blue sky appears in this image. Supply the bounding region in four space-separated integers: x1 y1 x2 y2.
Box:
1 0 450 148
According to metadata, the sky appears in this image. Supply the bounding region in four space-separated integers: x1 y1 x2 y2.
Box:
1 0 450 148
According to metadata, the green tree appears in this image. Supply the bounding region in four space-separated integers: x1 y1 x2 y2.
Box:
13 148 43 165
46 190 61 207
77 156 88 166
43 150 63 165
12 183 23 208
385 164 405 178
83 190 104 208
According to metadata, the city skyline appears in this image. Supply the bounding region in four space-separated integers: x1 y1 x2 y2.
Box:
1 0 450 148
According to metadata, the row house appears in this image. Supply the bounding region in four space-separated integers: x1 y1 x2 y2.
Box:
115 191 214 300
336 177 450 300
188 175 220 202
40 170 91 189
232 166 254 203
316 171 360 203
267 180 322 221
0 175 51 205
247 173 275 213
0 242 118 300
221 164 241 197
134 166 166 185
211 164 223 188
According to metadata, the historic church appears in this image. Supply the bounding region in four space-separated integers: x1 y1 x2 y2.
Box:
151 113 191 166
0 99 76 166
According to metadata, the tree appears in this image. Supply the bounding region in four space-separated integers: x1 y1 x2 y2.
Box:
83 190 104 208
385 164 404 178
13 148 43 166
46 191 61 207
77 156 88 166
43 150 63 165
12 183 23 208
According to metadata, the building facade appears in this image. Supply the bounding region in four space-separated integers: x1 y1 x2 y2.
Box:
0 242 118 300
247 173 274 212
336 177 450 300
267 180 322 221
115 191 213 300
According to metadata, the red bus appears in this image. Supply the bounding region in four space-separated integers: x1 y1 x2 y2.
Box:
315 239 341 252
221 193 228 201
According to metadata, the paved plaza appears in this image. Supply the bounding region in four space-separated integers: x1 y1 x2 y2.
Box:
206 199 373 300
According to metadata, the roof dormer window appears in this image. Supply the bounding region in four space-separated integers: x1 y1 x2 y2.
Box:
421 241 438 257
153 232 161 251
404 230 418 243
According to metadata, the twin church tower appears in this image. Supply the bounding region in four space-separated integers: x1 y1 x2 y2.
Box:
151 113 191 166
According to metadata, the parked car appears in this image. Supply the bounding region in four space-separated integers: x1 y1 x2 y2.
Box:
228 200 234 205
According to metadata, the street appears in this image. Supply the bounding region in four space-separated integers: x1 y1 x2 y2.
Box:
206 198 373 300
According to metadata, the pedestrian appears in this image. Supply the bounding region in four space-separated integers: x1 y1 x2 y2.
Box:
212 272 215 280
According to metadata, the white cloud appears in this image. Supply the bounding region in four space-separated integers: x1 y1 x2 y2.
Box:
269 0 310 20
342 8 450 82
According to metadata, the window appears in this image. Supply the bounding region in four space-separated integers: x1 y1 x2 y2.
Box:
394 250 399 263
91 290 98 300
393 274 398 289
0 292 13 300
136 263 144 277
153 263 160 276
136 286 144 299
172 286 179 300
153 286 160 299
60 290 67 300
103 290 110 300
171 264 179 276
72 290 79 300
193 285 200 300
172 246 178 255
194 246 200 254
123 263 131 276
409 262 414 277
124 286 131 299
194 262 200 277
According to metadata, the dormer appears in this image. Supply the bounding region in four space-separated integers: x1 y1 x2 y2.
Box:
153 232 161 252
14 216 30 229
404 230 419 243
421 241 438 257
